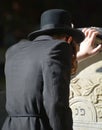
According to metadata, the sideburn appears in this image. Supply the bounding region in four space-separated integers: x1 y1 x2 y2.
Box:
70 41 78 75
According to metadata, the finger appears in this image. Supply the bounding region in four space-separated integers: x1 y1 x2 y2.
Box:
82 28 99 38
90 31 99 46
82 28 89 37
82 28 95 38
88 29 96 38
91 44 102 54
82 28 87 33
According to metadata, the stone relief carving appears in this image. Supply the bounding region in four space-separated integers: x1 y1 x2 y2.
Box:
70 77 102 122
69 52 102 123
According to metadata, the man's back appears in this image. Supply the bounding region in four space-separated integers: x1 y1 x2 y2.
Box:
2 35 73 130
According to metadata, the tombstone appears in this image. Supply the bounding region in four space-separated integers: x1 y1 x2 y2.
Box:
70 51 102 130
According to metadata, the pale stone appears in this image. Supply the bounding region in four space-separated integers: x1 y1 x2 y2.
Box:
70 51 102 130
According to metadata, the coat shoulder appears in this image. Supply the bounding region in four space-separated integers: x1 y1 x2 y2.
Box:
5 39 30 58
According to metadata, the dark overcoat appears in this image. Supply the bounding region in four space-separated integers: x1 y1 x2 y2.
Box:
2 35 73 130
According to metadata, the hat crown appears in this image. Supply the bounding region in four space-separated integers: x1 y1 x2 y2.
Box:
28 9 85 43
41 9 72 29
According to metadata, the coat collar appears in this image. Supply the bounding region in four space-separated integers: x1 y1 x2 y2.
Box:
33 35 53 41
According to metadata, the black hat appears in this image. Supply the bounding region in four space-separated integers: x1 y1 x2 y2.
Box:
28 9 85 43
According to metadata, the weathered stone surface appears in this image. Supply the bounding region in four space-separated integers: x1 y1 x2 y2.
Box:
70 51 102 130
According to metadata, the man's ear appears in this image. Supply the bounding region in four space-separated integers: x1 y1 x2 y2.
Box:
66 36 73 44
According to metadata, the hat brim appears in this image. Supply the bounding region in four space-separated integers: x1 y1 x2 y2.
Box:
28 27 85 43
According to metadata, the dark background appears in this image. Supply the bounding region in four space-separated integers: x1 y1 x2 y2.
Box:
0 0 102 90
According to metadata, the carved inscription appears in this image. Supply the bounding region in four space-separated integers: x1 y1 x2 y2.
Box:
75 107 85 116
70 97 96 122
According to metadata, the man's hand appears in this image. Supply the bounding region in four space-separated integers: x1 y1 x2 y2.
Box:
77 28 102 62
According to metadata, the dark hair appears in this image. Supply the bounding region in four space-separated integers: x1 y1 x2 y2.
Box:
49 31 70 38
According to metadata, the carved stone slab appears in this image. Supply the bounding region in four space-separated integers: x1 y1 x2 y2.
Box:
70 51 102 130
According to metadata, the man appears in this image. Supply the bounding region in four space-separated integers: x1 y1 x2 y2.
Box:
2 9 102 130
